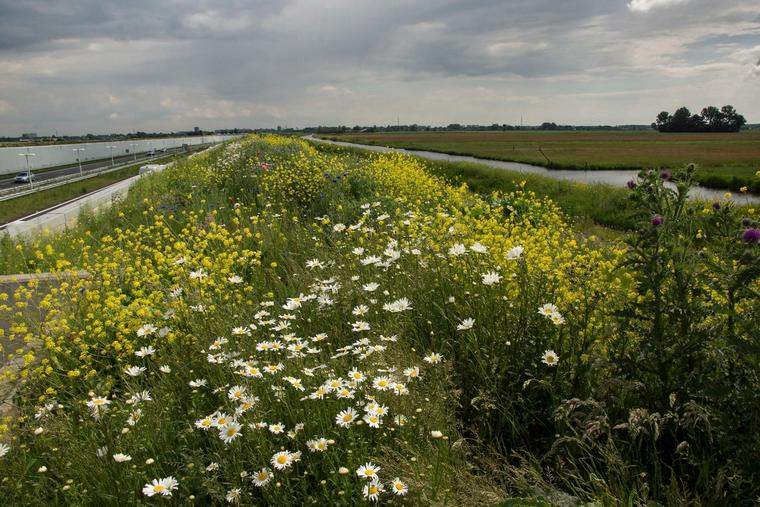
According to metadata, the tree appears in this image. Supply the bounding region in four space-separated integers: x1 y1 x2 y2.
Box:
654 105 745 132
720 105 746 132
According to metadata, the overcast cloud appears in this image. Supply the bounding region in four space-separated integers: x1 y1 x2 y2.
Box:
0 0 758 134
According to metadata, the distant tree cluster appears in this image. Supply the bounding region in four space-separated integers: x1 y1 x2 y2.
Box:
653 105 746 133
305 123 653 134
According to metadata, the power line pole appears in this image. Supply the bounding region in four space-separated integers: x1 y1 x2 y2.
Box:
72 148 85 176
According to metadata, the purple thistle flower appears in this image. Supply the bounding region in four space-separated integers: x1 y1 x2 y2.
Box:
627 180 637 190
660 170 671 180
741 228 760 244
651 215 663 227
712 202 721 211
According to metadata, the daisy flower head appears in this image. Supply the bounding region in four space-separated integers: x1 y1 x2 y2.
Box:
0 443 9 458
356 462 381 480
506 245 524 260
124 365 146 377
403 366 420 379
219 421 243 444
457 318 475 331
542 349 559 367
448 243 466 256
383 297 412 313
481 271 502 286
372 376 392 390
538 303 558 317
306 437 330 452
348 368 365 383
335 407 358 428
228 274 244 284
226 488 242 503
252 468 272 487
113 453 132 463
363 479 385 502
423 352 443 364
362 282 379 292
136 325 157 338
363 413 383 428
270 450 295 470
391 478 408 496
227 385 246 400
135 345 156 357
351 321 371 332
470 242 488 253
142 476 179 497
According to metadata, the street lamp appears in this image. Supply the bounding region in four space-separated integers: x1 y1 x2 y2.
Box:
106 145 116 166
72 148 85 176
130 143 138 162
18 149 36 189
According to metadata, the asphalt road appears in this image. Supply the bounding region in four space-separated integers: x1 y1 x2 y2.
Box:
0 148 187 190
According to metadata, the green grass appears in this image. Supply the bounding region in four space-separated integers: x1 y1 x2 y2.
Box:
311 142 635 232
322 131 760 193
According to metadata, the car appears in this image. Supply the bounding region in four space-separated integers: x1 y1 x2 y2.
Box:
13 172 35 184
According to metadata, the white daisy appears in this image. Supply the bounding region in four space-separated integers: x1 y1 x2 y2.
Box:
481 271 502 286
541 350 559 367
142 477 178 497
456 318 475 331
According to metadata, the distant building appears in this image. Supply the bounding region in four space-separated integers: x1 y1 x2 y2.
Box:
21 132 37 139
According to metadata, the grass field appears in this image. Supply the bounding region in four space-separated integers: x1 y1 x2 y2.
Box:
322 131 760 193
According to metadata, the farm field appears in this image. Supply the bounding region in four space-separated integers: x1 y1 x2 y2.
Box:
0 135 758 505
322 131 760 193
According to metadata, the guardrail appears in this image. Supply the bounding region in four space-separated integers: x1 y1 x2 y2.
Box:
0 147 201 203
0 158 155 203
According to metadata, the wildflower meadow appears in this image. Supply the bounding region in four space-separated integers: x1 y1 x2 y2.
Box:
0 136 757 505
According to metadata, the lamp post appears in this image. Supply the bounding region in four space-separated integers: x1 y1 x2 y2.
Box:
130 143 138 162
18 149 36 189
106 145 116 166
72 148 85 176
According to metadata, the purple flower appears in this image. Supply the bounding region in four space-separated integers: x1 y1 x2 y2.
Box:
741 228 760 244
660 170 671 180
712 202 720 211
651 215 663 227
627 180 637 190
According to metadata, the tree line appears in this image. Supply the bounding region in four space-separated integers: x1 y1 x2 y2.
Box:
653 105 746 132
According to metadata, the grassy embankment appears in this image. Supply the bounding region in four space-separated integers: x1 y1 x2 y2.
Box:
322 131 760 193
311 142 637 233
0 136 757 505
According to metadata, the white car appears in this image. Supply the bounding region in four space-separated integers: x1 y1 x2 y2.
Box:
13 172 35 184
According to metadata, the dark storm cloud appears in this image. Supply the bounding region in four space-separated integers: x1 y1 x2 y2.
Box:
0 0 758 133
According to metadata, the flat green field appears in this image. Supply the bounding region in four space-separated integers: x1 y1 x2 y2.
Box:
323 131 760 193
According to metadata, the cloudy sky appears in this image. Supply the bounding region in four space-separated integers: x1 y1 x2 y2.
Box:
0 0 758 134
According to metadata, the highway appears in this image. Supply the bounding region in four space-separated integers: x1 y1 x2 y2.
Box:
0 147 191 190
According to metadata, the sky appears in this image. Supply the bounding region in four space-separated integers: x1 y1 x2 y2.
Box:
0 0 758 135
